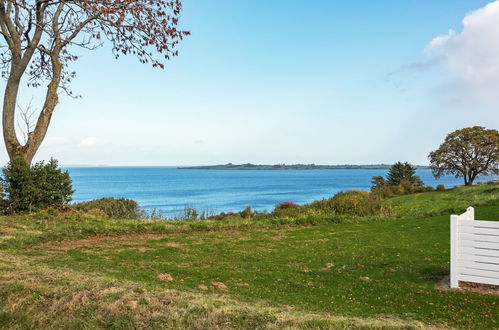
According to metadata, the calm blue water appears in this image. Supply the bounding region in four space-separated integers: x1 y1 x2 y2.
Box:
64 167 497 216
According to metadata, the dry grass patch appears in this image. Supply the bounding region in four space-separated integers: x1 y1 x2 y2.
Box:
33 233 169 251
0 251 429 329
164 242 183 248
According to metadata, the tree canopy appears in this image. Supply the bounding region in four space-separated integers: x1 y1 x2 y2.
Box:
386 162 422 186
1 0 189 164
429 126 499 186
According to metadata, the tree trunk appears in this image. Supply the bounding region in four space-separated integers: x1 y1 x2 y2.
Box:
23 62 61 165
2 69 24 162
2 53 62 165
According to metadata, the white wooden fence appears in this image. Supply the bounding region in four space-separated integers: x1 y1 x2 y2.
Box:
450 207 499 288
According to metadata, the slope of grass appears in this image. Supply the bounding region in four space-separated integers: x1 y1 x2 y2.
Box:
385 183 499 218
1 185 498 328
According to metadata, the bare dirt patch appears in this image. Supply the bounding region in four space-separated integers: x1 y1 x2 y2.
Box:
137 247 154 252
435 276 499 295
34 233 170 251
304 238 329 242
156 273 174 282
210 282 229 291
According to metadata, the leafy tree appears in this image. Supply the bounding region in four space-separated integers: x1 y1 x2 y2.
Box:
386 162 422 186
429 126 499 186
370 175 387 188
1 158 73 212
0 1 189 164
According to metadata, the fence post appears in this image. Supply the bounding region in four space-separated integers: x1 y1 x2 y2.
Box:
466 206 474 221
450 214 459 288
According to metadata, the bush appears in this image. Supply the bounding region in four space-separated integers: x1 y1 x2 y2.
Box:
371 178 432 198
275 201 299 211
207 206 264 221
240 206 253 219
436 184 446 192
1 158 74 213
73 197 140 219
328 190 386 216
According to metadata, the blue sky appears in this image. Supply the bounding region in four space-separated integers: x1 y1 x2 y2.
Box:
1 0 498 165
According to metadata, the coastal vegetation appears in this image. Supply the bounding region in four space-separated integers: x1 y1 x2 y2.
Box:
370 162 432 199
1 184 498 328
73 198 142 220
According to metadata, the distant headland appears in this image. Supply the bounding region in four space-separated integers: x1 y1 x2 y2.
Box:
178 163 430 170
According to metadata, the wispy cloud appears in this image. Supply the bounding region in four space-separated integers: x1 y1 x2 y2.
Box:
79 137 98 148
386 57 441 90
398 58 441 73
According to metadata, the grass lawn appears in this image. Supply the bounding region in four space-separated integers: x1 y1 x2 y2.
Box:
1 186 499 328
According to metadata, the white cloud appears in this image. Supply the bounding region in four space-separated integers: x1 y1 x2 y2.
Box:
425 1 499 105
425 29 456 53
78 137 98 148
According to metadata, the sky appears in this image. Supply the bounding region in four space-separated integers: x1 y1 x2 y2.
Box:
1 0 498 166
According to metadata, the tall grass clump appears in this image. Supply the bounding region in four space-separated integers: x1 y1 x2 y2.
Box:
327 190 387 216
271 190 390 219
73 197 141 219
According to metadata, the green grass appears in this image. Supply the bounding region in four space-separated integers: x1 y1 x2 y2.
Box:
1 184 499 328
385 183 499 218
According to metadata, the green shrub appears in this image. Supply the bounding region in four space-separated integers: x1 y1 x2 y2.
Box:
328 190 386 216
73 197 140 219
371 178 433 198
436 184 446 192
1 158 74 213
240 206 253 219
208 211 240 220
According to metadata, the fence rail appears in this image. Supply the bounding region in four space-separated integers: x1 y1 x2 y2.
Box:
450 207 499 288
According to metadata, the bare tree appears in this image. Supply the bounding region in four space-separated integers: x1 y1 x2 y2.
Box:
0 0 189 164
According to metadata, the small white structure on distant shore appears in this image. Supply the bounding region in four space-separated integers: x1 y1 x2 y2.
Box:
450 207 499 288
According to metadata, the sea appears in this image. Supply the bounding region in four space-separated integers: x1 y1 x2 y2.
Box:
64 167 497 217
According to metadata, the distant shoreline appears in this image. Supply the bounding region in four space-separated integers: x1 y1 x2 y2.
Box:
178 163 431 170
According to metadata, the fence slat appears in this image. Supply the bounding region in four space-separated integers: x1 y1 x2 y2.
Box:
458 226 499 235
460 233 499 243
459 254 499 264
459 275 499 286
459 219 499 229
459 241 499 250
459 261 499 272
458 267 499 279
459 247 499 258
